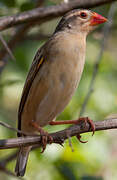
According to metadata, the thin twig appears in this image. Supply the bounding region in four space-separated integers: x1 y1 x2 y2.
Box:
0 118 117 149
0 121 36 136
0 33 16 61
79 2 117 116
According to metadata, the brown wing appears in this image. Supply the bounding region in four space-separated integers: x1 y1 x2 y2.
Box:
18 47 44 136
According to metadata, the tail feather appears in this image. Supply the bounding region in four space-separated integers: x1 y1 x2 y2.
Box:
15 146 31 177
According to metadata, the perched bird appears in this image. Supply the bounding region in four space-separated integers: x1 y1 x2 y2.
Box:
15 9 107 176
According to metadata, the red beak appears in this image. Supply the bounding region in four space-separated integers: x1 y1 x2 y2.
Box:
90 12 107 26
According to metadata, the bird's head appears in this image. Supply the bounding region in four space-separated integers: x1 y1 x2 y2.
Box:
55 9 107 35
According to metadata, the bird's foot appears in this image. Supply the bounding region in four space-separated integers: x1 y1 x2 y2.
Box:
31 121 53 153
77 117 95 136
75 117 95 143
49 117 95 144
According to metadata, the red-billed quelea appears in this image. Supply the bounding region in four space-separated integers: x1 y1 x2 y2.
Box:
15 9 107 176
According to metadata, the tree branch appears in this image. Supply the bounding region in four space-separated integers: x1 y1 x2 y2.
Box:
0 118 117 149
0 0 116 31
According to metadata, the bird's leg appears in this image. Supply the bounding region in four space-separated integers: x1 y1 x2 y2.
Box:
49 117 95 134
49 117 95 143
30 121 53 153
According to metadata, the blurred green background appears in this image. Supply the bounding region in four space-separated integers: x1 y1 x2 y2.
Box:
0 0 117 179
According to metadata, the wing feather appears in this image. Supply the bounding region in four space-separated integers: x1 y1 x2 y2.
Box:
18 48 44 136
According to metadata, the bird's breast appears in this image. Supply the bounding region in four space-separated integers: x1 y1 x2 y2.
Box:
44 47 85 117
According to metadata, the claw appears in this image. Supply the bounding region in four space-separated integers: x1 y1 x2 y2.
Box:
78 117 95 136
40 135 47 153
76 134 88 143
40 133 53 153
75 117 95 144
48 135 53 144
85 117 95 136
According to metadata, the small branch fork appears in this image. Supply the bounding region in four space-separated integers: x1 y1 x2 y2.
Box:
0 117 117 149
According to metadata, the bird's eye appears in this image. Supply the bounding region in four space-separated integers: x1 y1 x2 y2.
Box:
80 12 87 19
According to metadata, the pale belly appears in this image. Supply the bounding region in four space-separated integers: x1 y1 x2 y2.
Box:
35 70 79 126
21 56 84 133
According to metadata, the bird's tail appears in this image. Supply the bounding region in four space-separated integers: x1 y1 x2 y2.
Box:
15 146 31 177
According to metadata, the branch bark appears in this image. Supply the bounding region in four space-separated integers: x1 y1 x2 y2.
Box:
0 0 116 31
0 118 117 149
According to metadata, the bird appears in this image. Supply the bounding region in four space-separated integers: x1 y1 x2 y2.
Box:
15 9 107 176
